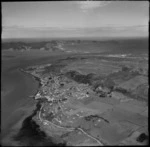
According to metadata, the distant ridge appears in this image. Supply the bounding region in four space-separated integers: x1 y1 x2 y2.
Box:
2 36 148 43
2 38 148 55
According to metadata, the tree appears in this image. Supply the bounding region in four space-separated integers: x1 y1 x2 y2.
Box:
45 41 59 51
122 66 130 72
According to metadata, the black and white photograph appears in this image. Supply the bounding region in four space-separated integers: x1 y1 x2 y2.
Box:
1 1 149 146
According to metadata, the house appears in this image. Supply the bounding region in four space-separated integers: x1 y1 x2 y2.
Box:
95 86 111 97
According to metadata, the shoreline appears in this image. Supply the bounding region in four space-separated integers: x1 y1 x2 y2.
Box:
19 66 105 146
19 68 42 98
1 67 41 146
11 68 67 146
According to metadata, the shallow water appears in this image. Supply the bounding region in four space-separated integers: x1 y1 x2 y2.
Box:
1 61 39 140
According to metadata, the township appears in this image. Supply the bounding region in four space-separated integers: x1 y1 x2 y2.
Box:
23 55 148 146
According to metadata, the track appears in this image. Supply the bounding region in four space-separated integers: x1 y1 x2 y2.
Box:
38 104 104 146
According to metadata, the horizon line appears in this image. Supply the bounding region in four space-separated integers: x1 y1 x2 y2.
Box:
2 25 148 30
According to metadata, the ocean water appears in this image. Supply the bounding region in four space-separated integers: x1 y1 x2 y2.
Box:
1 61 39 144
1 52 70 146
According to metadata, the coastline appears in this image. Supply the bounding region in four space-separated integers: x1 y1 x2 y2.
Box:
1 66 40 146
19 66 105 146
10 67 68 146
19 68 42 93
2 53 148 146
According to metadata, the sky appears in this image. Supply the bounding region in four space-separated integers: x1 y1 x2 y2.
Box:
2 1 149 39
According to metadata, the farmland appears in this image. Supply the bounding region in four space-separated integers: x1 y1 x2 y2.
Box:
18 53 148 146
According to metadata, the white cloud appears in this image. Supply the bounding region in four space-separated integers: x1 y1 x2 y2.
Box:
78 1 111 12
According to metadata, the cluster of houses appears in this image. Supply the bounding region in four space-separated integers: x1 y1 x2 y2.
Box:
94 86 112 98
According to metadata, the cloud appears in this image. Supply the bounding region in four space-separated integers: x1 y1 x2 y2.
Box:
77 1 111 12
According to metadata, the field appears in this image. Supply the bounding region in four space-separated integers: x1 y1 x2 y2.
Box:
20 52 148 146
